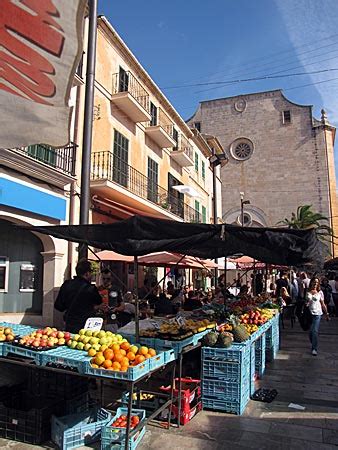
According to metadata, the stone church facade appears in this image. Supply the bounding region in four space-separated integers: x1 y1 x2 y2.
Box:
187 90 338 256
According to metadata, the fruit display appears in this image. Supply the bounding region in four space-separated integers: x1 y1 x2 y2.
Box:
217 323 233 332
140 319 216 341
0 327 15 342
89 341 157 372
67 329 126 352
239 309 268 326
202 330 234 348
17 327 71 349
132 393 154 401
110 413 140 429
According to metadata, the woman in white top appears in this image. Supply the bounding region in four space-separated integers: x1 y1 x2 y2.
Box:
306 278 328 356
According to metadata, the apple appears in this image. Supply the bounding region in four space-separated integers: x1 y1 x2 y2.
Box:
40 341 47 347
85 330 93 337
6 334 14 341
51 332 57 338
73 334 80 341
76 342 84 350
64 332 71 340
58 338 66 345
57 331 65 339
79 329 86 335
47 340 54 347
70 341 78 349
67 340 73 347
32 340 40 347
84 343 91 351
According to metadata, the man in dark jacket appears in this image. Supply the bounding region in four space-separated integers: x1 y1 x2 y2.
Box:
54 259 102 332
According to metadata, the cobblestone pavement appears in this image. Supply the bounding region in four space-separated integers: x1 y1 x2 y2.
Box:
1 317 337 449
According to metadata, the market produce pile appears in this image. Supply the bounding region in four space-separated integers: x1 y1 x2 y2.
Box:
200 296 279 348
140 319 216 340
0 327 15 342
67 329 157 372
16 327 71 349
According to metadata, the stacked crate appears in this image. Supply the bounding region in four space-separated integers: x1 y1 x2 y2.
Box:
254 334 266 378
265 314 280 362
201 344 251 415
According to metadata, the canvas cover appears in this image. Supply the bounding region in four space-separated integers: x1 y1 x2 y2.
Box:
24 215 322 267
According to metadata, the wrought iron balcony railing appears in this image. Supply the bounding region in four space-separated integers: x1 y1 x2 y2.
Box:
176 134 194 159
91 150 201 223
13 143 77 176
112 71 150 114
146 107 174 138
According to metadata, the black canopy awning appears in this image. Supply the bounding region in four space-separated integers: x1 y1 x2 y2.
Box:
23 215 322 267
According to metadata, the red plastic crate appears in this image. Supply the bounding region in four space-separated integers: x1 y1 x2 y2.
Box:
170 400 202 425
160 378 201 410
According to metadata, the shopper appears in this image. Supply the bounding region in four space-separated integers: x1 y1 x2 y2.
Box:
329 274 338 316
154 293 174 315
54 259 102 333
306 278 328 356
275 271 289 297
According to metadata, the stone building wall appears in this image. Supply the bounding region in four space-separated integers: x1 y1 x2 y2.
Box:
188 90 338 254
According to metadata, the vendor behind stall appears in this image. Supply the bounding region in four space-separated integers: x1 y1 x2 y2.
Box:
54 259 102 333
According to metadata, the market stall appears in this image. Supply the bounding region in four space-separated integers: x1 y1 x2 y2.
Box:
0 217 321 449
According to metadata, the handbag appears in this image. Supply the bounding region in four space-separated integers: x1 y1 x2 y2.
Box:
298 303 313 331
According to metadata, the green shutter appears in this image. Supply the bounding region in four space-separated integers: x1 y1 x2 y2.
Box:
195 152 199 172
201 161 205 179
202 206 207 223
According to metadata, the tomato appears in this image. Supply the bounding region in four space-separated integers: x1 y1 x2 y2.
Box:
120 420 127 427
120 415 127 421
132 416 140 425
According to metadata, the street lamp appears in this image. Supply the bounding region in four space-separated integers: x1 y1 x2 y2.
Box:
240 192 250 227
209 151 228 286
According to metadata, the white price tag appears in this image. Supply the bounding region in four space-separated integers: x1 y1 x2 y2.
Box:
176 316 186 327
84 317 103 331
150 321 160 330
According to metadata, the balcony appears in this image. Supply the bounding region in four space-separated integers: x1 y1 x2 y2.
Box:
112 71 151 122
170 134 194 166
91 151 201 223
12 143 77 176
144 108 176 148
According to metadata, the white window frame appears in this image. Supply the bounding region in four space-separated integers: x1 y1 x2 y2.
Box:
0 257 9 293
282 110 291 124
19 264 36 293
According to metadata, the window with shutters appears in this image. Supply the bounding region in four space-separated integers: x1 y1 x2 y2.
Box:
147 157 158 203
202 206 207 223
113 130 129 187
195 152 199 172
201 161 205 180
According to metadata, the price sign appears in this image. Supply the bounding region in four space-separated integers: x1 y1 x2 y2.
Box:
150 321 160 330
175 314 186 327
84 317 103 331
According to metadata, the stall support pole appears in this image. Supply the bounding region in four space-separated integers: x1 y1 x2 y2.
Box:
125 381 135 450
79 0 97 259
134 256 140 342
265 264 268 292
177 351 183 429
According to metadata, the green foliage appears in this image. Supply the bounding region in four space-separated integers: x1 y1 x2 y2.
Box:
277 204 333 247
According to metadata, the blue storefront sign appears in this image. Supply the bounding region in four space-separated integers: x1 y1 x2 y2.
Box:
0 177 67 221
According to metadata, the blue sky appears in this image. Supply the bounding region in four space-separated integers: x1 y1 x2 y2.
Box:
99 0 338 129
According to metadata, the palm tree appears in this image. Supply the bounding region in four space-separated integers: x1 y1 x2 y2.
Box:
277 204 333 245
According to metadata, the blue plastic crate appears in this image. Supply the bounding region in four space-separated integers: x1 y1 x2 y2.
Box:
84 358 149 381
250 342 256 395
202 345 250 364
2 343 42 364
122 335 155 348
161 348 176 364
101 424 145 450
148 352 165 371
202 358 250 381
254 335 266 378
202 377 250 402
0 322 37 336
202 395 248 415
101 407 146 450
51 408 111 450
38 346 89 371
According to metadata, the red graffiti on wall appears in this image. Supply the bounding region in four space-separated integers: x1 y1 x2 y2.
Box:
0 0 65 105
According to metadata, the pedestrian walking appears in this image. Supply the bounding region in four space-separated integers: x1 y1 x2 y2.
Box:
306 278 328 356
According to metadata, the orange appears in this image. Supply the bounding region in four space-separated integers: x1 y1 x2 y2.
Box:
111 344 120 352
121 356 129 366
103 349 115 360
119 349 126 356
144 354 151 359
103 359 112 369
120 365 129 372
88 348 96 357
130 345 138 354
134 355 145 365
138 346 148 356
111 361 121 371
127 351 135 361
114 352 124 363
148 348 156 357
120 342 130 351
94 354 105 366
